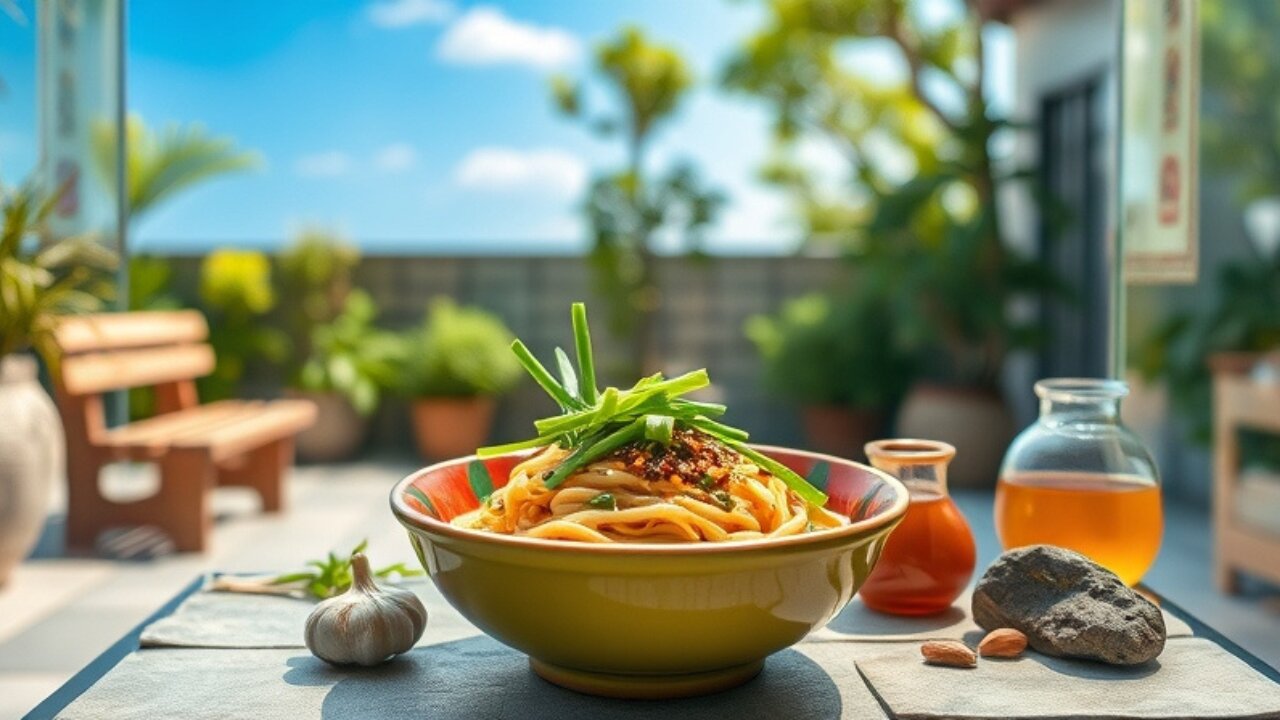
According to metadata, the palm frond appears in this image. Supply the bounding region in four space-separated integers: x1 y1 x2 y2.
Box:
91 114 261 221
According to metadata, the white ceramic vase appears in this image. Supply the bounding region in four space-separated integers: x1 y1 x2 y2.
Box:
895 382 1013 489
0 355 63 587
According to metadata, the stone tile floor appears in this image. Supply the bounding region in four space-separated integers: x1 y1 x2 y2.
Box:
0 459 1277 719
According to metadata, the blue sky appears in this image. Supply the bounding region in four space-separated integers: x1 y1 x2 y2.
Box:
0 0 1012 255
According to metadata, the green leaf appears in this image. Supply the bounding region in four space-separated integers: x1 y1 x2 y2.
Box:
467 459 495 502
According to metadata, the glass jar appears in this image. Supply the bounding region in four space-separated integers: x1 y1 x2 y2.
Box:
858 439 976 616
995 378 1162 586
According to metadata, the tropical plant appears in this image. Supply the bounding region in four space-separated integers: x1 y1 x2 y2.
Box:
396 298 522 398
92 114 260 223
294 290 400 417
552 26 724 375
1200 0 1280 205
1137 252 1280 442
726 0 1063 389
278 228 360 376
746 285 914 412
1 178 115 363
198 249 287 400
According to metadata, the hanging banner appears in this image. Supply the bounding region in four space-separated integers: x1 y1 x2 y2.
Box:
1120 0 1199 284
38 0 124 253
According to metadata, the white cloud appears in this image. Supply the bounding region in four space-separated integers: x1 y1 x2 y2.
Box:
367 0 453 28
294 151 352 178
437 7 579 69
454 147 586 197
374 143 417 173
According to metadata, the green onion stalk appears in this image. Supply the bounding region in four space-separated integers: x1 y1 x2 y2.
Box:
479 303 828 507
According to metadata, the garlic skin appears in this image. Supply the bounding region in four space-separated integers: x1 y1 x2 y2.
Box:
304 553 427 666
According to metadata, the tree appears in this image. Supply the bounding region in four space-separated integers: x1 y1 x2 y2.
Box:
725 0 1060 389
552 27 723 376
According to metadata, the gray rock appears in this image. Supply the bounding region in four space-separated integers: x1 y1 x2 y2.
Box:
972 545 1165 665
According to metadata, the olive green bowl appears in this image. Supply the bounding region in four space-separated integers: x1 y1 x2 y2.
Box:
389 445 908 699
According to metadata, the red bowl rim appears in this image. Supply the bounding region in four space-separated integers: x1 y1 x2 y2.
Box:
389 444 909 556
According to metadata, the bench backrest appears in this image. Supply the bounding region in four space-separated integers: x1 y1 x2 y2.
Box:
54 311 215 396
52 311 216 448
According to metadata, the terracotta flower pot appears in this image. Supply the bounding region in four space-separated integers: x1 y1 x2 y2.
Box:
0 355 62 587
411 396 496 460
801 405 881 461
286 389 369 463
895 382 1013 490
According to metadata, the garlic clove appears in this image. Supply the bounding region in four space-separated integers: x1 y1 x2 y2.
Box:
304 553 428 666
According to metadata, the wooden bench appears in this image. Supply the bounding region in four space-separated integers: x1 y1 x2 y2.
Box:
1210 351 1280 593
52 311 317 553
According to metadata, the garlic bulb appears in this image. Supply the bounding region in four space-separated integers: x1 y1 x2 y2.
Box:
304 553 427 666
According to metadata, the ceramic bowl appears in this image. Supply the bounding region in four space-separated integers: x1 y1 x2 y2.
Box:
389 445 908 699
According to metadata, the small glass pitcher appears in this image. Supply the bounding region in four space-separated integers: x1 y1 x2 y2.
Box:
858 439 977 616
995 378 1162 586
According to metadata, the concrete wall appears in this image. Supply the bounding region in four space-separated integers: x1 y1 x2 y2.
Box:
157 254 848 454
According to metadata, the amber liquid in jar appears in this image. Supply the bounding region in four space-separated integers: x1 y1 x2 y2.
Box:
995 471 1162 586
859 490 977 616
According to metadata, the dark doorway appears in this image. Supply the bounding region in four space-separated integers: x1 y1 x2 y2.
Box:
1039 74 1109 379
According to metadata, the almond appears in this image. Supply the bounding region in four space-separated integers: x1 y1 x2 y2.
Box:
920 640 977 668
978 628 1028 658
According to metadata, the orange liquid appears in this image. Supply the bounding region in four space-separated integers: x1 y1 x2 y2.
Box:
859 492 977 616
995 472 1163 586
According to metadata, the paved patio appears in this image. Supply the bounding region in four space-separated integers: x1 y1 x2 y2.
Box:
0 459 1277 719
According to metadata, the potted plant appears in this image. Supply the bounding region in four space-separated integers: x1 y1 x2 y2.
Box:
0 179 113 586
396 298 522 460
746 288 914 459
288 290 400 462
276 229 367 461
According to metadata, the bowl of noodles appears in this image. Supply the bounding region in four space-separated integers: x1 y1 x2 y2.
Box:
389 304 908 699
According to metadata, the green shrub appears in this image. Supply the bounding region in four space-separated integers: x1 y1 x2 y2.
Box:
198 248 287 400
746 289 914 412
397 298 522 398
294 290 399 416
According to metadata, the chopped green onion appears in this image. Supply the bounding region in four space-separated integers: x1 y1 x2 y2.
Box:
711 489 734 510
572 303 598 405
510 340 580 411
732 443 829 507
644 414 675 444
495 304 828 510
544 418 645 489
477 435 556 458
467 460 495 502
586 492 616 510
670 399 727 418
686 416 750 443
554 347 579 400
